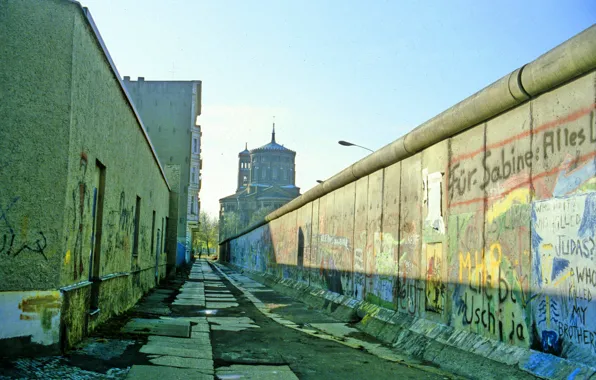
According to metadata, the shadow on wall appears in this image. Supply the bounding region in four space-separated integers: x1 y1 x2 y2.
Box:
221 191 596 367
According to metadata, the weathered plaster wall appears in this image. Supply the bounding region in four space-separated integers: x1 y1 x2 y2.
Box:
1 0 171 353
225 70 596 365
58 3 170 343
60 4 169 287
0 0 73 292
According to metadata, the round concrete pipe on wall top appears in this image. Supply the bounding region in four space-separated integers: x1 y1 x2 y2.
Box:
403 71 523 155
386 137 409 167
521 25 596 97
507 66 531 102
322 166 359 193
351 149 385 179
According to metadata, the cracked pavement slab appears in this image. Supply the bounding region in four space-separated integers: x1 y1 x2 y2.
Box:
209 263 459 380
216 364 299 379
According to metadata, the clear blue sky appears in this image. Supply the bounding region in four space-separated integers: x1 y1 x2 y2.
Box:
81 0 594 217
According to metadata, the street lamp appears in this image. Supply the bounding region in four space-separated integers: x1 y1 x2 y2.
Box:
316 180 324 184
338 140 374 153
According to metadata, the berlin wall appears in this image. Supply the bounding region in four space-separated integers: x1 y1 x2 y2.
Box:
221 25 596 365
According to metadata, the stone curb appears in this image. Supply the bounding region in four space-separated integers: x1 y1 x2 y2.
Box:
224 263 596 380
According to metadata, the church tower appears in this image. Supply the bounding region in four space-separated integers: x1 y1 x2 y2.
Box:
236 143 251 192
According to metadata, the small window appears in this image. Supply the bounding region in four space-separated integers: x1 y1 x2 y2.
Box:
191 196 196 215
192 138 199 154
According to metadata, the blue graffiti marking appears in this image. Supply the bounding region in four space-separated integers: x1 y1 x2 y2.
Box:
531 205 543 287
579 192 596 239
567 368 581 380
551 257 570 281
541 330 562 355
553 157 596 197
0 196 20 234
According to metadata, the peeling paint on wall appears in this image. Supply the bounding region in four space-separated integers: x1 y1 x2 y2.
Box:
0 291 62 346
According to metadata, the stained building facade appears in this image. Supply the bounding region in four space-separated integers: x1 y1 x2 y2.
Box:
219 126 300 229
123 77 202 266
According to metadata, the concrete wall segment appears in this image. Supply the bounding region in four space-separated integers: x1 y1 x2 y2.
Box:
222 25 596 371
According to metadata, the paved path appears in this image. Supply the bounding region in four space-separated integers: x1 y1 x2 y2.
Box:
1 260 460 379
205 262 456 380
125 260 214 379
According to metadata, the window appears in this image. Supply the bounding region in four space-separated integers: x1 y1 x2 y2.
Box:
192 138 199 154
272 168 277 179
191 166 197 184
243 175 248 185
191 196 196 215
261 169 266 179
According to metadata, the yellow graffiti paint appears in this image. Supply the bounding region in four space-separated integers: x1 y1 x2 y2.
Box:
486 188 530 223
552 270 573 287
542 243 553 250
20 216 29 240
458 243 503 287
64 250 71 265
459 252 472 282
540 255 554 286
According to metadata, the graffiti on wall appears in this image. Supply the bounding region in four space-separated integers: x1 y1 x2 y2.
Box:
318 231 352 295
69 153 91 280
426 242 444 313
0 196 48 260
363 232 399 309
449 210 531 347
447 105 596 207
229 225 272 275
532 193 596 360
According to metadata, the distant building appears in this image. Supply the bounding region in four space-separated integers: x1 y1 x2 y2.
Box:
219 125 300 229
123 78 202 266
